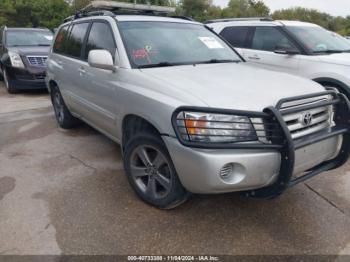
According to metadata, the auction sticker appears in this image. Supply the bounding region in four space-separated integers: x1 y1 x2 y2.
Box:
198 37 224 49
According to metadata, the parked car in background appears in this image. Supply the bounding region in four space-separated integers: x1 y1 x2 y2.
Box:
46 1 350 209
0 26 53 93
208 18 350 98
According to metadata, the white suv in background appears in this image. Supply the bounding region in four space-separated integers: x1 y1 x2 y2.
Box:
208 18 350 97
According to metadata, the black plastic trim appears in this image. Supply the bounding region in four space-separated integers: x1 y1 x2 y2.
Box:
171 91 350 198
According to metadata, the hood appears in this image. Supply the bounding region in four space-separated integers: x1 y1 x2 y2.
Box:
141 63 325 111
7 46 50 56
318 52 350 66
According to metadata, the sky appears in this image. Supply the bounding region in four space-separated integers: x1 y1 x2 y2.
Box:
213 0 350 17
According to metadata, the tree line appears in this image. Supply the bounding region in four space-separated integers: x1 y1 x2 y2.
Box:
0 0 349 35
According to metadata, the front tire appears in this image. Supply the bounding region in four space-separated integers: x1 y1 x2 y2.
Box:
3 69 18 94
51 87 80 129
124 134 189 209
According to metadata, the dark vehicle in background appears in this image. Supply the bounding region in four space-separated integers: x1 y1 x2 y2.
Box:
0 27 53 93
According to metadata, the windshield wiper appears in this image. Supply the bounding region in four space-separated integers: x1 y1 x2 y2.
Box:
8 44 51 47
138 62 176 69
195 59 241 64
313 49 345 54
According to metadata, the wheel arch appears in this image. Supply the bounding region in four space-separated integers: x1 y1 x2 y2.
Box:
313 77 350 98
48 79 58 93
121 114 163 152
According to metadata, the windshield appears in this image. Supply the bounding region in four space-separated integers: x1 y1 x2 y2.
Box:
6 30 53 47
118 21 242 68
286 26 350 54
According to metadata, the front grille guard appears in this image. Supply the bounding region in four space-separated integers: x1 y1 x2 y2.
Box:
171 90 350 198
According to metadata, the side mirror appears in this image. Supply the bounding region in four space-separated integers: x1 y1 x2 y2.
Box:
274 47 300 55
88 50 116 72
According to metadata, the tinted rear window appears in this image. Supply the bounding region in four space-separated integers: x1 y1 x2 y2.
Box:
220 26 251 48
53 25 70 54
65 22 89 59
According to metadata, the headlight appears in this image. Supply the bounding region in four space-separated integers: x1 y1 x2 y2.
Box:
8 51 25 68
175 111 257 143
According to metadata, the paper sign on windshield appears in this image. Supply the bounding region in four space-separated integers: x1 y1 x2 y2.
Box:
198 37 224 49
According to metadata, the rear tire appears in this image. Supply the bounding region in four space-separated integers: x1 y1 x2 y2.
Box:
51 86 80 129
3 69 18 94
124 134 189 209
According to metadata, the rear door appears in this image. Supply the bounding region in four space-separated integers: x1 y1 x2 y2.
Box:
243 26 301 74
0 27 5 75
56 21 90 114
50 24 72 101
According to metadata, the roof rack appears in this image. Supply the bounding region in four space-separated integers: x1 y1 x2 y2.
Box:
64 0 177 22
83 0 175 14
205 17 274 24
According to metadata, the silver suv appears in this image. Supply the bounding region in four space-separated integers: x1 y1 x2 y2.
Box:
46 2 350 209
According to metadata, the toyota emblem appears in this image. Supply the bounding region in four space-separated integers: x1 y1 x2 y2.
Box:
302 112 313 126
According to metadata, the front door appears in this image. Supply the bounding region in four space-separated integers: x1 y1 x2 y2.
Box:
243 26 301 75
78 21 119 137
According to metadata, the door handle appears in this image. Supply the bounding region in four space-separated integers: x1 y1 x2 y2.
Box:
248 55 260 61
78 67 86 75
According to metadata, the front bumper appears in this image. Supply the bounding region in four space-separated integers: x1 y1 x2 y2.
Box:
6 66 46 90
169 90 350 197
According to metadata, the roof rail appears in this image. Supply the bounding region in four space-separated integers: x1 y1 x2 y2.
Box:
205 17 274 24
83 0 175 14
169 15 194 21
63 9 116 23
63 15 75 23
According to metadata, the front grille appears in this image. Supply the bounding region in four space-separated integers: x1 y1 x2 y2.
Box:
281 99 333 140
27 56 48 67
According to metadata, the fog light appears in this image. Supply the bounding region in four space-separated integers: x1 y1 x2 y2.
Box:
220 164 233 180
219 163 246 184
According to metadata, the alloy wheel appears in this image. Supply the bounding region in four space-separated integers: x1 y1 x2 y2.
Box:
53 91 64 124
130 145 172 199
3 70 9 90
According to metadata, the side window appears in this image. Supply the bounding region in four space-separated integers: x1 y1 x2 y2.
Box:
84 22 116 60
252 27 297 52
220 26 251 48
65 22 89 59
53 25 70 54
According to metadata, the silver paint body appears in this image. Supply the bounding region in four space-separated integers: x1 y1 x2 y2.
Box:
46 15 342 194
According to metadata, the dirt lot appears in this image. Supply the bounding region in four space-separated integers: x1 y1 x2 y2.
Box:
0 81 350 256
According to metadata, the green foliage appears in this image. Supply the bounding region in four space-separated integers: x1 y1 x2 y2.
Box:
178 0 211 21
0 0 71 29
222 0 269 19
176 0 270 22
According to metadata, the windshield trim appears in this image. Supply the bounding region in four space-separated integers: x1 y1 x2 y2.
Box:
116 20 244 69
